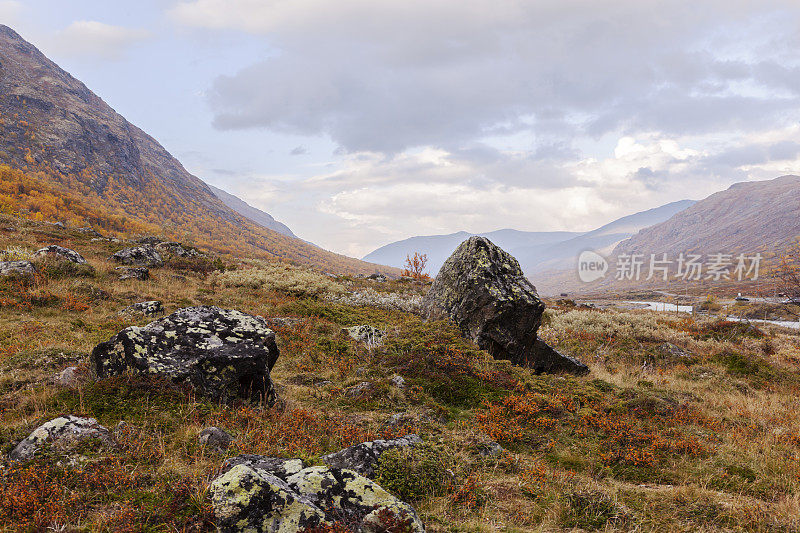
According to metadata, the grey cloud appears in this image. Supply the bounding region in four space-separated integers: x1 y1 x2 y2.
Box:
290 145 308 155
199 1 800 153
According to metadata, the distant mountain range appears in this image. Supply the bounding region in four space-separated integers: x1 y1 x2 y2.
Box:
0 25 390 274
364 200 696 276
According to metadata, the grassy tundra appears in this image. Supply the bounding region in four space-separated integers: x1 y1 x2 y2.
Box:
1 215 799 532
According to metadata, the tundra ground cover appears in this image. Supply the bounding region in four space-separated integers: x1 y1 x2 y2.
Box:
0 214 799 531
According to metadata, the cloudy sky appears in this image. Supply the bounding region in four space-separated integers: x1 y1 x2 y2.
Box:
3 1 800 257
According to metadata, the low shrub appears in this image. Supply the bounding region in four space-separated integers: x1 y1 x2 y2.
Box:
375 443 452 501
213 263 344 298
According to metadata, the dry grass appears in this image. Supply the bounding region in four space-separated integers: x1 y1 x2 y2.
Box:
0 214 799 531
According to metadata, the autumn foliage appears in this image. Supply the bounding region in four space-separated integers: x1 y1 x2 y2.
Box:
401 252 429 280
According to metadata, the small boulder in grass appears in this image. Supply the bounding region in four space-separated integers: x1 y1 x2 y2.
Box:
0 260 35 277
9 416 114 462
321 434 423 478
120 300 164 317
116 266 149 281
33 245 88 264
111 245 163 267
199 427 234 451
54 366 88 388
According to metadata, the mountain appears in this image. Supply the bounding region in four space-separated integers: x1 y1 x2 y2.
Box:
363 229 581 274
0 25 391 274
208 185 297 239
614 176 800 257
363 200 695 276
521 199 696 273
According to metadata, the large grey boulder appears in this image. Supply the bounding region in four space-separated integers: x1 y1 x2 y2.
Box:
321 434 422 478
10 416 114 462
111 245 163 267
422 236 588 375
210 457 424 532
0 260 35 276
33 245 87 264
90 306 280 404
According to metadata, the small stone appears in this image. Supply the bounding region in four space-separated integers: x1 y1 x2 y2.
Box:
343 325 386 347
10 416 114 462
33 245 87 264
120 300 164 317
390 375 406 389
116 266 149 281
0 260 35 276
199 427 234 451
54 366 85 388
477 440 504 457
345 381 372 398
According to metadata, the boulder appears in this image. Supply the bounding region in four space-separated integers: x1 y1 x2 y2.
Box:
116 266 149 281
90 306 280 404
199 427 234 452
343 325 386 347
54 366 87 388
111 245 163 267
367 273 388 282
422 236 588 375
9 416 114 462
120 300 164 317
210 458 424 533
321 434 422 478
154 241 200 258
345 381 373 398
33 245 87 264
0 260 35 276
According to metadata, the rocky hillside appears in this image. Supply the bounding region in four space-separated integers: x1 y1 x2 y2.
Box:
209 184 298 239
615 175 800 257
0 25 390 275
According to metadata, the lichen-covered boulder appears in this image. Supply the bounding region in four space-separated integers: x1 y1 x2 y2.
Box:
321 434 422 478
90 306 280 404
287 466 424 532
9 416 114 462
422 236 588 374
120 300 164 317
155 241 201 258
0 260 35 276
343 325 386 347
210 456 425 533
111 245 163 267
116 266 149 280
33 245 87 264
211 464 327 532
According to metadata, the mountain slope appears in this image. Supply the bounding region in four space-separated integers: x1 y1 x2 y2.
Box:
208 185 297 239
364 200 695 277
363 230 581 274
614 176 800 256
0 25 390 274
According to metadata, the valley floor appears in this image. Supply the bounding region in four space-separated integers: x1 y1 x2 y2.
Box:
1 215 800 532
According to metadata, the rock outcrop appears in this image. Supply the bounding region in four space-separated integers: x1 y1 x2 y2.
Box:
90 306 280 404
0 260 35 276
210 456 424 532
423 236 588 374
9 416 114 462
321 434 422 478
111 245 163 267
33 245 87 264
